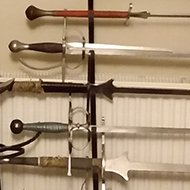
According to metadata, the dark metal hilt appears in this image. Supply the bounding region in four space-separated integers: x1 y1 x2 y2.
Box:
9 40 62 53
10 119 68 134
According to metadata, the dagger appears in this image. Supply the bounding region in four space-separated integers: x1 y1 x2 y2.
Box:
25 5 190 21
2 154 190 181
9 40 178 58
2 78 190 100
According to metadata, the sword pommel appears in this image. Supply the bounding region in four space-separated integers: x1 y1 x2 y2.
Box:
10 119 24 134
26 5 52 21
9 40 29 53
9 40 63 53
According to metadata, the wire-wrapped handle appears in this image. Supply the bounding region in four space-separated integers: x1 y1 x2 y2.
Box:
9 40 63 53
10 119 68 134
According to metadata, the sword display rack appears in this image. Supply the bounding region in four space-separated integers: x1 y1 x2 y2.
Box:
87 1 98 189
1 1 190 190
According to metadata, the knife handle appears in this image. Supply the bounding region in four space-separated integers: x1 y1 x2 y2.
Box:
10 119 68 134
9 40 63 53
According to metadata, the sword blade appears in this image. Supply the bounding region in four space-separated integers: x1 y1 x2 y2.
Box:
150 14 190 18
67 42 173 56
130 11 190 19
106 153 190 181
67 42 190 58
94 125 190 135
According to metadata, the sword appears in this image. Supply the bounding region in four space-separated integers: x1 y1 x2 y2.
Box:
25 5 190 21
9 40 177 58
2 154 190 181
1 78 190 100
9 40 190 59
10 118 190 135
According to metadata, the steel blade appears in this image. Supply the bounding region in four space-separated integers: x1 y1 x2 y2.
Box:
150 14 190 18
93 125 190 135
66 42 174 56
130 11 190 19
66 42 190 58
106 152 190 181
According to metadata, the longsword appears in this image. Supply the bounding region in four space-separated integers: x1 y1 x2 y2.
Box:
10 118 190 135
2 79 190 100
25 5 190 21
1 154 190 181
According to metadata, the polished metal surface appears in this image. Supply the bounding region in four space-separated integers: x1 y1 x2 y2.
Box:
106 152 190 181
66 42 173 56
93 125 190 134
9 40 29 53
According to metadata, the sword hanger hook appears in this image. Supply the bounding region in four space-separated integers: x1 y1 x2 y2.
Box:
61 10 67 82
63 29 86 70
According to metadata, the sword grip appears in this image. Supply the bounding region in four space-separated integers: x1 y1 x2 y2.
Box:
9 40 63 53
10 119 68 134
41 81 88 93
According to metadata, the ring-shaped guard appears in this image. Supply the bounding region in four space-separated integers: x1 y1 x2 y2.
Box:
18 28 86 72
67 104 91 176
63 29 86 70
68 106 91 150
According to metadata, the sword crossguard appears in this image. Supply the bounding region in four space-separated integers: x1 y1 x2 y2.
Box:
105 152 130 181
0 79 14 94
125 3 133 24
